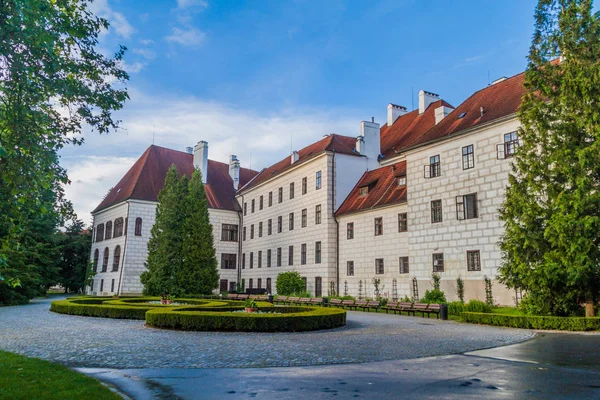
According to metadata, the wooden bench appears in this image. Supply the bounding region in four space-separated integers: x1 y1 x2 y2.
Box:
237 294 249 300
422 303 441 318
227 294 238 300
287 297 300 305
257 295 269 301
412 303 430 317
394 301 415 315
354 300 369 311
274 296 287 304
363 300 381 312
382 301 399 313
310 298 324 306
328 298 343 307
299 297 312 305
342 300 357 310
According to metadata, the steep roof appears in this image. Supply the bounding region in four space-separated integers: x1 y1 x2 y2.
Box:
380 100 453 159
92 145 258 214
239 133 360 193
336 161 407 216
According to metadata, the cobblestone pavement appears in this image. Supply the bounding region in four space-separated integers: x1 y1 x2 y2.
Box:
0 296 533 369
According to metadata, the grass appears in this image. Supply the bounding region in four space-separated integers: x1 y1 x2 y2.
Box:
0 350 120 400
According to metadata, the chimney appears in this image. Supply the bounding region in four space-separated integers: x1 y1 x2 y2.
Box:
357 120 381 170
290 151 299 164
387 103 408 126
186 146 193 154
193 140 209 184
229 155 240 190
491 76 507 85
434 105 453 125
419 90 439 114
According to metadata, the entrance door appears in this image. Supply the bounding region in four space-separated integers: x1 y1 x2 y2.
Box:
220 279 228 292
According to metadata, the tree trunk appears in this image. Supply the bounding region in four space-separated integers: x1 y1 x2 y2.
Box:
585 293 595 317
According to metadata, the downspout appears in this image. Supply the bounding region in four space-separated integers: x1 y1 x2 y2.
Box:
332 150 339 296
237 194 244 291
116 201 130 296
89 213 96 294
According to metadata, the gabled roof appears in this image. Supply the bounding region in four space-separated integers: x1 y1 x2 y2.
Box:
239 133 360 193
336 161 407 216
402 72 526 150
380 100 454 159
92 145 258 214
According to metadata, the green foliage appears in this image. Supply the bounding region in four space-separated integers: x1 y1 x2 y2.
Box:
499 0 600 316
327 295 356 301
461 312 600 331
372 278 383 299
431 273 441 290
456 276 465 303
448 301 465 316
422 289 446 304
244 299 258 308
288 290 312 298
484 276 494 307
275 271 305 295
465 299 492 313
57 219 92 294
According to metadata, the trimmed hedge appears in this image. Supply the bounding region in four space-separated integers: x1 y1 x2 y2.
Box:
146 306 346 332
461 312 600 331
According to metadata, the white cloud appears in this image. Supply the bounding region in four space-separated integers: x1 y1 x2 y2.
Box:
118 60 146 73
89 0 135 39
176 0 209 9
165 27 206 46
140 39 155 46
133 48 156 60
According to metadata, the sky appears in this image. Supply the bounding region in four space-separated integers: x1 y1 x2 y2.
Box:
61 0 540 224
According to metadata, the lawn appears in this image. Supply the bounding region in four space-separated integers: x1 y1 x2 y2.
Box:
0 350 120 400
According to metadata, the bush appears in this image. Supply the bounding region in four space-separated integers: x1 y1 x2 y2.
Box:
448 301 464 316
422 289 446 304
275 271 305 295
288 290 312 298
464 299 492 313
461 312 600 331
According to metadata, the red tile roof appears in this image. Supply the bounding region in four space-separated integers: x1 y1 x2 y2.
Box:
239 134 360 193
92 145 258 213
380 100 453 159
336 161 407 216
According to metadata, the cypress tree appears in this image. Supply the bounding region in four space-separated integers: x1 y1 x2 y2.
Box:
499 0 600 316
179 169 219 295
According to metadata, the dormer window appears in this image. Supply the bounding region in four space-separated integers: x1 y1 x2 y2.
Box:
359 186 369 196
397 176 406 186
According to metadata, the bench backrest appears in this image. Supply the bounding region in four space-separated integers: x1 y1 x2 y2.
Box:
249 295 258 300
427 303 441 310
238 294 249 299
398 302 413 308
288 297 300 302
257 295 268 301
299 298 311 303
277 296 288 302
329 298 342 305
227 294 237 299
413 303 428 310
310 298 323 304
355 300 368 306
367 301 380 307
342 300 355 306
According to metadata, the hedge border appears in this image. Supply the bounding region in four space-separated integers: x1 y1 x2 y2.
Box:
461 312 600 331
146 306 347 332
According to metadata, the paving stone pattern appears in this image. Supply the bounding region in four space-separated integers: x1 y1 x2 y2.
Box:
0 297 533 369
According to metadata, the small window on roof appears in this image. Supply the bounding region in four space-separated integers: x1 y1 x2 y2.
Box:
458 112 467 119
397 176 406 186
359 186 369 196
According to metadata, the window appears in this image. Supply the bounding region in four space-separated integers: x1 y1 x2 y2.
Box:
315 277 322 297
113 218 124 238
467 250 481 271
111 279 115 292
249 278 253 289
250 224 254 239
267 249 272 268
258 251 262 268
229 281 236 292
315 205 322 224
500 131 520 158
278 187 283 203
277 216 283 233
433 253 444 272
244 202 247 216
258 278 262 289
347 261 354 276
398 213 407 232
302 277 307 290
243 226 247 241
112 246 120 271
425 155 441 178
456 193 478 220
301 244 307 265
268 219 272 235
135 218 142 236
375 258 384 274
302 177 307 194
242 253 246 269
399 257 409 274
315 241 321 264
301 209 307 227
268 191 273 206
289 212 294 230
397 176 407 186
288 245 294 266
102 248 109 272
266 278 272 293
289 182 294 199
431 200 443 223
96 224 104 242
100 279 104 292
124 218 128 235
374 217 383 236
250 252 254 269
221 224 238 241
105 221 112 240
220 279 228 292
93 249 99 272
251 199 255 213
359 186 369 196
462 145 474 170
259 222 263 237
277 248 282 267
347 222 354 239
259 195 264 210
316 171 322 189
221 253 237 269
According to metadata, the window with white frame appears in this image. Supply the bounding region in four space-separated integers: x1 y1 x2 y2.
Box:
462 145 474 170
456 193 478 220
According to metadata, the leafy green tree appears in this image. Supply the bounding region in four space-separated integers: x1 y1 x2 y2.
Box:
58 219 92 294
276 271 305 295
499 0 600 316
179 170 219 295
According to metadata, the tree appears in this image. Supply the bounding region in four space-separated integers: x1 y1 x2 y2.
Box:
276 271 305 295
499 0 600 316
179 170 219 295
58 219 92 294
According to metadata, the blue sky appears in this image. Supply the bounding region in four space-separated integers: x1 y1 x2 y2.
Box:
62 0 538 222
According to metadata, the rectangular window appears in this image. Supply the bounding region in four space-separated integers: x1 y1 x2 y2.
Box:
359 186 369 196
250 224 254 239
258 278 262 289
374 217 383 236
467 250 481 271
249 278 253 289
399 257 409 274
315 277 322 297
243 226 247 241
259 195 264 210
315 241 321 264
267 249 272 267
504 132 519 157
229 281 237 292
278 187 283 203
242 253 246 269
431 200 443 223
347 222 354 239
433 253 444 272
100 279 104 292
268 191 273 206
301 209 307 227
462 145 474 170
277 216 282 233
315 204 322 225
266 278 272 293
268 219 272 235
221 224 238 241
221 253 237 269
302 177 307 194
111 279 115 292
288 245 294 266
289 212 294 230
258 251 262 268
243 202 247 216
250 252 254 269
277 247 282 267
347 261 354 276
251 199 255 213
398 213 407 232
375 258 384 274
289 182 294 199
220 279 228 292
301 244 307 265
456 193 478 220
425 154 441 178
316 171 322 189
259 222 263 237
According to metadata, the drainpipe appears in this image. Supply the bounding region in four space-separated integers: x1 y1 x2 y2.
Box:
89 213 96 295
116 201 130 296
237 194 244 292
332 150 340 296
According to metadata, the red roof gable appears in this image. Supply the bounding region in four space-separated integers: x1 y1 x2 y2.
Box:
336 161 407 216
92 145 258 213
239 134 360 193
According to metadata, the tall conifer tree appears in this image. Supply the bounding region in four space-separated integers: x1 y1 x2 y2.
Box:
499 0 600 316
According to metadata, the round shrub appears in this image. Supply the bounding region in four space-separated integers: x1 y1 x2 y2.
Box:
448 301 465 316
465 299 492 313
422 289 446 304
275 271 305 295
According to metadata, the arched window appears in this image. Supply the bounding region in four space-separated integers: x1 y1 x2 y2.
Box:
105 221 112 240
102 248 109 272
93 249 99 272
112 245 121 272
135 217 143 236
113 218 124 238
96 224 104 242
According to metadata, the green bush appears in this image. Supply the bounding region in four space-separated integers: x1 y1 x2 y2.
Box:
327 295 356 301
50 299 149 320
146 306 346 332
448 301 465 316
287 290 312 298
464 299 492 313
422 289 446 304
461 312 600 331
275 271 305 295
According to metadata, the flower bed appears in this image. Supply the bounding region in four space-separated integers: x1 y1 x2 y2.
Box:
461 312 600 331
